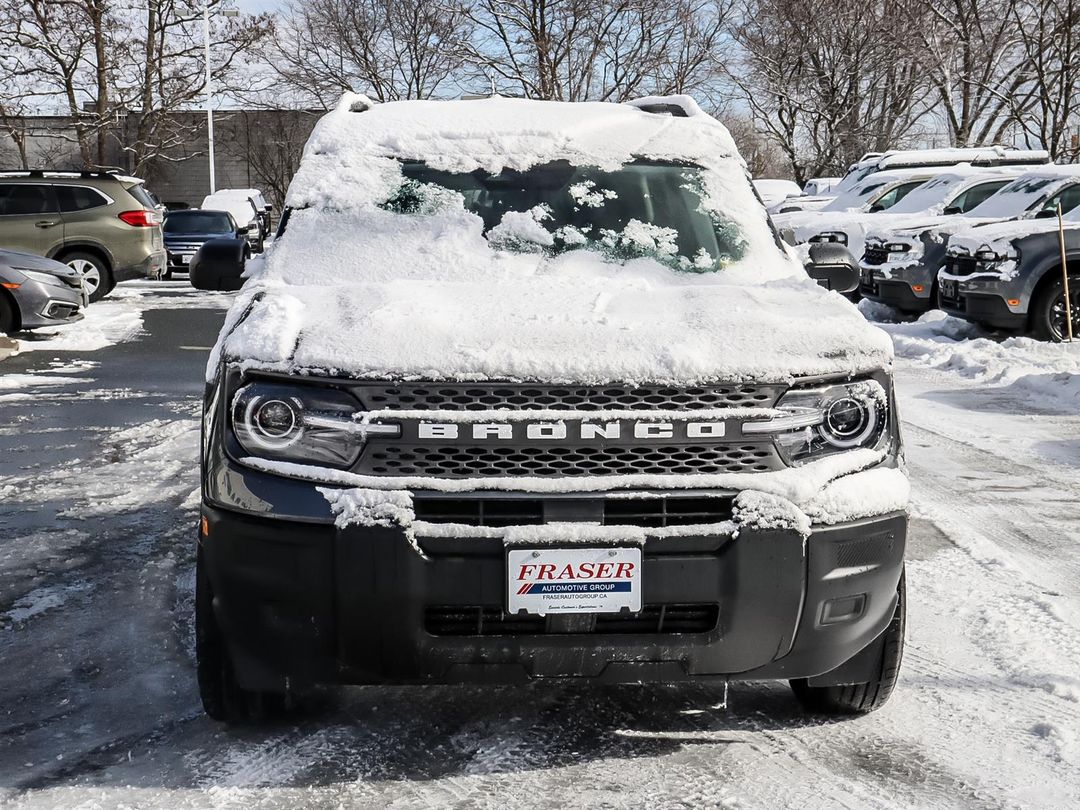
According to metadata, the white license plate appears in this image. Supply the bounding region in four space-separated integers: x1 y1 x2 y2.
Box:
180 253 194 264
507 547 642 615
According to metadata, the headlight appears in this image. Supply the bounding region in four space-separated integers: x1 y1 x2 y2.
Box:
20 269 66 287
231 381 399 468
745 380 889 465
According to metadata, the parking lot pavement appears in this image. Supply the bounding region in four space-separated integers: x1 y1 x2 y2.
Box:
1 289 1079 808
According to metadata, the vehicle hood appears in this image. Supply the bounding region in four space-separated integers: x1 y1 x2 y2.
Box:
947 218 1066 255
209 210 894 386
866 214 1003 243
164 232 232 243
0 248 80 280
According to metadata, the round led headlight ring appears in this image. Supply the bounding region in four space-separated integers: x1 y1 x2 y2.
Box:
244 395 303 448
820 395 878 448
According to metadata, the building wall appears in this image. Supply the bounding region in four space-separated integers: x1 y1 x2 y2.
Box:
0 109 322 211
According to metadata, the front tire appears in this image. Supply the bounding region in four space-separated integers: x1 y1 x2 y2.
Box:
1032 275 1080 342
0 291 19 334
62 251 113 302
196 547 287 723
790 570 906 715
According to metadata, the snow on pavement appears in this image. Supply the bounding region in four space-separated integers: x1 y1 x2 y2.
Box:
1 289 1079 807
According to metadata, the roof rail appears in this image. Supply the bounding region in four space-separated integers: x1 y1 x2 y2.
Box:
634 103 689 118
0 168 121 178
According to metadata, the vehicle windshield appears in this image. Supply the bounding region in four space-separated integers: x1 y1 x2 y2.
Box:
965 175 1065 218
382 160 746 272
164 211 235 234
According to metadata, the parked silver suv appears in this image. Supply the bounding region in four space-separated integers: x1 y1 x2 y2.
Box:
0 171 166 301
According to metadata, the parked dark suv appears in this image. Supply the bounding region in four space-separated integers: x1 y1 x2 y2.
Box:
857 170 1080 314
0 170 166 301
192 95 908 725
162 209 250 279
938 213 1080 340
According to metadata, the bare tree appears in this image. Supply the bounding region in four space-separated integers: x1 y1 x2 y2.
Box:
0 0 270 171
463 0 733 101
219 109 321 210
730 0 932 184
266 0 470 105
1007 0 1080 160
898 0 1036 146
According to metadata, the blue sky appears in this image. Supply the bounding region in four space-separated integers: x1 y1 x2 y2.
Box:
236 0 283 13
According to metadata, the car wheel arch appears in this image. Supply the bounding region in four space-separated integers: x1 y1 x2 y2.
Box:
1028 259 1080 331
52 241 114 271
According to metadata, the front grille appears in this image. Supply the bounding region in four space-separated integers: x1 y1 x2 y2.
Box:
355 384 779 411
946 255 979 276
413 498 544 526
410 496 733 527
863 246 889 265
425 604 720 636
362 444 782 477
604 496 733 526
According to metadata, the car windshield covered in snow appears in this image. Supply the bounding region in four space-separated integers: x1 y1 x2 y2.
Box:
380 159 746 271
164 210 235 234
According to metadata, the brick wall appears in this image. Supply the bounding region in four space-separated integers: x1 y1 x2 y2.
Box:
0 109 322 212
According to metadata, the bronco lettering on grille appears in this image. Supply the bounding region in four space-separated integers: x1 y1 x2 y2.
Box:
415 421 727 441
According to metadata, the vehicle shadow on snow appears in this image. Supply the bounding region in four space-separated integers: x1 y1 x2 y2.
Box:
167 681 844 788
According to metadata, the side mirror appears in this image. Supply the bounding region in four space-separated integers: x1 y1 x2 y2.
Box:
805 243 860 294
189 237 247 291
1034 208 1058 219
868 204 885 213
237 224 252 234
942 206 963 216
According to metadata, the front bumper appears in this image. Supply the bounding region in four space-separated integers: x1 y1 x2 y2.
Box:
118 250 166 282
13 278 85 330
939 273 1028 329
860 263 937 312
200 502 907 692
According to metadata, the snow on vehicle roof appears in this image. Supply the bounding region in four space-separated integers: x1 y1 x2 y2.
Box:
834 147 1049 194
210 95 894 386
819 168 937 212
202 193 258 226
879 168 1022 215
286 93 746 210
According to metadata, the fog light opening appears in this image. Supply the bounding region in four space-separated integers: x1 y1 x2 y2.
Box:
821 594 867 625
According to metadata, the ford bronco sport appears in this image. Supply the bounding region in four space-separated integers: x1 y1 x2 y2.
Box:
193 95 909 723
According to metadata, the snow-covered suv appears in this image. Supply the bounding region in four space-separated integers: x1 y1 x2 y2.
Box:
193 94 909 723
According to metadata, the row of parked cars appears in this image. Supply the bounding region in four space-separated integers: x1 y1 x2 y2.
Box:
0 169 273 337
761 147 1080 342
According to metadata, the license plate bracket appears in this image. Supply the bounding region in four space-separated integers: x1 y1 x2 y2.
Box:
507 546 642 615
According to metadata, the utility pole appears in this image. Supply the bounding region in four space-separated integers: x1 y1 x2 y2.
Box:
204 2 238 196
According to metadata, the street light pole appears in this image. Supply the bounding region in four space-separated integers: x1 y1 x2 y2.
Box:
203 2 215 195
203 2 238 197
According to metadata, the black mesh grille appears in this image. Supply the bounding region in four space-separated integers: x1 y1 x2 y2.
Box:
863 246 889 266
357 384 779 411
835 533 896 568
425 604 720 636
946 255 979 276
604 496 733 527
410 497 733 527
413 499 544 526
362 444 781 477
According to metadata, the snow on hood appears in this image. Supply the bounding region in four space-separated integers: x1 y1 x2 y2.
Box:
948 215 1080 256
209 95 894 385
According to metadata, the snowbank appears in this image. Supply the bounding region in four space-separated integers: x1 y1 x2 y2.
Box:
866 306 1080 406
